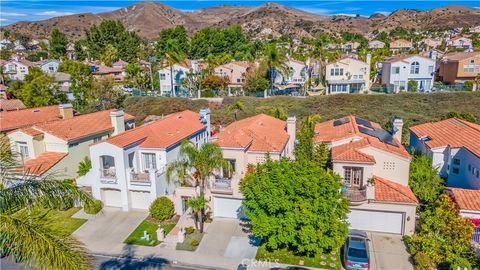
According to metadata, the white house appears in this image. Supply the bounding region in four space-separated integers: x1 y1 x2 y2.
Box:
2 60 33 80
409 118 480 190
381 54 436 92
325 55 371 94
315 116 418 235
274 59 307 85
36 59 60 73
0 39 12 49
447 36 473 49
78 109 211 211
158 60 201 96
368 40 385 49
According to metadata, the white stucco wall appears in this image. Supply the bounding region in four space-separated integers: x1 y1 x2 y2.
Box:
360 147 411 185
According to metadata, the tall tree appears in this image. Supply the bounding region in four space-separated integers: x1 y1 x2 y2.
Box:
155 26 189 58
16 68 66 107
58 60 93 111
408 154 444 205
49 29 68 59
100 44 118 67
295 115 329 167
268 106 287 121
166 141 224 233
227 100 245 121
186 196 206 231
263 43 288 96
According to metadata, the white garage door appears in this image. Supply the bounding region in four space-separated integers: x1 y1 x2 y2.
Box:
130 191 151 209
213 197 245 219
348 209 404 234
102 189 122 208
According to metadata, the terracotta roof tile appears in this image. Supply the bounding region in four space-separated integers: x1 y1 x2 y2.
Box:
19 127 43 137
0 99 26 111
332 139 376 163
374 176 418 204
104 110 204 149
446 187 480 211
21 152 67 175
410 118 480 158
442 51 479 62
215 114 289 153
0 105 62 132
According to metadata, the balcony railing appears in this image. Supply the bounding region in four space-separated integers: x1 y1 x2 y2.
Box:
130 172 151 186
343 187 367 204
100 168 117 183
211 178 233 194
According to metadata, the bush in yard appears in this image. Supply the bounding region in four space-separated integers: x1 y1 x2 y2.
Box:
84 199 103 214
185 226 194 235
408 154 444 206
149 197 175 221
190 239 199 247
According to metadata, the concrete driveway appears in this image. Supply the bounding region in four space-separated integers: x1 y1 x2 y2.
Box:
72 207 148 255
368 232 413 270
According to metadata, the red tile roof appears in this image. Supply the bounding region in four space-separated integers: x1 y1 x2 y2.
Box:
374 176 418 204
315 115 410 162
103 110 204 149
19 127 43 137
0 105 62 132
383 54 432 64
34 110 135 142
215 114 289 153
21 152 67 175
410 118 480 158
0 99 26 111
442 51 479 62
446 187 480 211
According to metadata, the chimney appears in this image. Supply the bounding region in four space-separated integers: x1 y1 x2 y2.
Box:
199 108 211 140
392 118 404 143
110 110 125 136
59 103 73 119
286 116 297 159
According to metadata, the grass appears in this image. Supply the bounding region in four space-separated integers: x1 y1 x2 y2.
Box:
176 230 204 251
255 243 341 270
43 207 87 236
124 220 176 246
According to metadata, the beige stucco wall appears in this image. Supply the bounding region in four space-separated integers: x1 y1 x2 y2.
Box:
360 147 411 185
333 161 374 186
7 131 43 159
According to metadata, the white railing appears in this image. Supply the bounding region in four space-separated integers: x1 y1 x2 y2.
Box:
211 178 233 194
100 168 117 183
130 172 151 186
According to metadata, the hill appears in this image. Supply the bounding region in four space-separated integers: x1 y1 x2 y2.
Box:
1 2 479 40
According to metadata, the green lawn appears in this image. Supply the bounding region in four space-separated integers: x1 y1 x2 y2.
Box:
124 220 176 246
255 244 341 270
43 207 87 236
176 230 204 251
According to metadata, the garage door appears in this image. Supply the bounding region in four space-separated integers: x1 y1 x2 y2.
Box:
348 209 404 234
213 197 245 219
102 189 122 207
130 191 151 209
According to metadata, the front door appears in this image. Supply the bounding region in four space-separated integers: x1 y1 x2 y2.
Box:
344 167 363 188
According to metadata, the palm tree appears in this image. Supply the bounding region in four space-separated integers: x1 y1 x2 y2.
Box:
161 40 186 97
166 141 224 233
227 100 245 121
0 136 94 270
263 43 288 97
186 196 206 230
268 106 287 120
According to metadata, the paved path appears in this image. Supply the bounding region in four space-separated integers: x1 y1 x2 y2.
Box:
368 232 413 270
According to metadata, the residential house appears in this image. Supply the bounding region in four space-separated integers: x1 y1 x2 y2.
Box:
438 52 480 84
2 59 33 80
214 61 257 93
274 59 307 85
0 99 26 112
0 105 73 134
66 43 75 60
447 36 473 49
389 39 413 53
0 39 12 50
409 118 480 190
368 40 385 49
158 60 201 96
91 63 125 82
52 72 72 100
7 105 135 179
343 42 360 51
14 44 26 53
445 188 480 245
314 116 418 235
36 59 60 74
325 55 371 94
421 38 443 49
210 114 296 218
381 54 436 92
77 109 211 211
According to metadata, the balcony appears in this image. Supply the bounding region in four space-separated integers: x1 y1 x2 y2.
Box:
130 172 151 186
100 168 117 184
342 187 367 205
210 178 233 194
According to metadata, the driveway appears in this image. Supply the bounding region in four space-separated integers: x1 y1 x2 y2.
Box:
368 232 413 270
72 207 148 255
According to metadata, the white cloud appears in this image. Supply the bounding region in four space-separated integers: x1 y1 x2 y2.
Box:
298 7 331 15
374 11 391 16
34 11 74 16
0 18 7 22
334 13 367 17
0 12 27 17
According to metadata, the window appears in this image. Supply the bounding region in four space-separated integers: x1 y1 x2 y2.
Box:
222 159 236 179
468 164 471 172
17 142 29 160
428 65 434 73
160 73 166 80
392 67 400 74
128 152 135 168
330 67 344 76
453 158 460 165
452 167 459 174
142 153 156 170
410 61 420 74
344 167 363 187
330 84 348 93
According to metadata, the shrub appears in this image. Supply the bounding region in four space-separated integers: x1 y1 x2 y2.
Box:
185 226 194 235
463 80 473 91
413 252 434 270
190 239 199 247
408 80 418 92
149 197 175 221
77 157 92 177
84 199 102 214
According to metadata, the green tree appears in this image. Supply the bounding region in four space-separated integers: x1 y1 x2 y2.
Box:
17 69 66 107
244 69 270 94
49 29 68 59
200 75 228 93
186 196 206 230
58 60 93 111
408 155 444 205
263 43 288 96
77 157 91 177
155 26 189 58
268 106 287 120
405 194 477 269
295 115 329 167
227 100 245 121
166 141 224 233
73 40 87 61
443 111 476 123
0 136 93 270
89 76 123 110
408 80 418 92
100 44 118 67
0 48 12 60
124 63 150 91
240 159 349 255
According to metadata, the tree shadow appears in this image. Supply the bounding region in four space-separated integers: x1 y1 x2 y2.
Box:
99 245 169 270
239 219 261 247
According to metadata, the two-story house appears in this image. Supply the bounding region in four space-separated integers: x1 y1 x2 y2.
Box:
78 109 211 211
368 40 385 49
214 61 257 93
159 60 201 96
381 54 436 92
2 59 33 80
421 38 443 49
315 116 417 235
438 52 480 84
389 39 413 53
447 36 473 49
7 105 135 179
325 55 371 94
274 59 307 85
409 118 480 190
210 114 296 219
36 59 60 74
1 104 69 133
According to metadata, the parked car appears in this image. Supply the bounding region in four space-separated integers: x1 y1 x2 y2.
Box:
343 229 370 270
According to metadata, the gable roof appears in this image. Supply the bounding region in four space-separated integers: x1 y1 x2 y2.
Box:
103 110 204 149
33 109 135 142
446 187 480 212
215 114 289 153
0 105 62 132
21 152 68 176
442 51 479 62
374 176 418 204
410 118 480 158
0 99 26 112
383 54 433 64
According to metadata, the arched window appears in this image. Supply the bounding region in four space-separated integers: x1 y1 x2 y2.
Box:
410 61 420 74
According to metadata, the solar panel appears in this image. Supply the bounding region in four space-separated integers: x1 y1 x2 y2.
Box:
358 126 377 137
355 117 373 128
358 126 399 147
333 117 350 127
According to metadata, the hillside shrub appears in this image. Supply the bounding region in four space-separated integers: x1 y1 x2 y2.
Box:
84 199 103 214
149 197 175 221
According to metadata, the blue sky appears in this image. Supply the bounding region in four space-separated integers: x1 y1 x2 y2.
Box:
1 0 479 26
